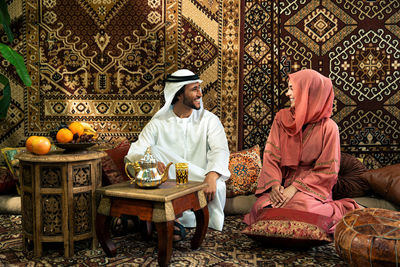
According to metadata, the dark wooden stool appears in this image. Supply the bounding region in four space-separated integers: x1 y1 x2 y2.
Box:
95 180 209 267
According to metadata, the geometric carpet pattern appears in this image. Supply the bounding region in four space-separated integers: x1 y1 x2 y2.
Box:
0 0 240 153
241 0 400 168
24 0 167 142
166 0 240 150
0 214 346 266
1 0 400 170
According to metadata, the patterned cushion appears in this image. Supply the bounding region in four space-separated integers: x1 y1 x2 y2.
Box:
242 208 333 247
101 138 131 185
1 147 26 194
226 145 261 197
1 147 26 179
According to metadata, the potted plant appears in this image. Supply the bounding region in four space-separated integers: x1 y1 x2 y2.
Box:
0 0 32 119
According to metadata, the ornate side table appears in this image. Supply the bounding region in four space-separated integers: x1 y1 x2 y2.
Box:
16 150 106 257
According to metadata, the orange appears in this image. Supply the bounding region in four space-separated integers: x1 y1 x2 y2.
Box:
68 122 84 136
31 137 51 155
56 128 74 143
25 136 40 152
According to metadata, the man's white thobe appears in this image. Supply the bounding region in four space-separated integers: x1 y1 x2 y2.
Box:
125 107 230 231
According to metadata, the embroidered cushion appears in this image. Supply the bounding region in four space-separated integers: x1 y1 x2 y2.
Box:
226 145 261 197
332 152 370 200
242 208 333 247
101 138 131 185
1 147 26 179
1 147 26 194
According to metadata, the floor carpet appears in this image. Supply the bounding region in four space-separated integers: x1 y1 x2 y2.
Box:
0 215 346 266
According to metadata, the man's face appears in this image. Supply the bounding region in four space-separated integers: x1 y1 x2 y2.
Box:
181 82 202 110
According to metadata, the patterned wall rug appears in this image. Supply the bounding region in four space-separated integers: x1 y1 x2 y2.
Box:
0 214 346 266
0 0 240 153
0 1 27 151
1 0 399 169
24 0 167 142
165 0 240 150
241 0 400 168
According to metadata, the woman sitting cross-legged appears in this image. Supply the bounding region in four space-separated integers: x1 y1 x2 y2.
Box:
243 69 359 233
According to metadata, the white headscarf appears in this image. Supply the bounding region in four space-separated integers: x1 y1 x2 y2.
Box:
152 69 204 121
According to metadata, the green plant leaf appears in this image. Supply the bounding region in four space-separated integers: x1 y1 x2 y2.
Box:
0 74 10 118
0 43 31 86
0 0 13 42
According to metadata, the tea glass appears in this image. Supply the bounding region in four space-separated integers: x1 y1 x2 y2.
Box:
175 163 188 185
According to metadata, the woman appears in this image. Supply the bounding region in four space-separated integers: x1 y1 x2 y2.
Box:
243 69 359 233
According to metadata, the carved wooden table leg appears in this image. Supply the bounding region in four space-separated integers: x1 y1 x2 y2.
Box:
155 221 174 267
96 213 116 257
191 206 209 249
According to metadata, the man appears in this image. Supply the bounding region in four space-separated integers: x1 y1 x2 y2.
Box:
125 69 230 235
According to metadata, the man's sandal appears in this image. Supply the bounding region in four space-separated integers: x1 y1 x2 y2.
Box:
173 221 186 242
110 215 139 236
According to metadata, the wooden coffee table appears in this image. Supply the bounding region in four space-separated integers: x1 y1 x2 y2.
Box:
95 180 209 267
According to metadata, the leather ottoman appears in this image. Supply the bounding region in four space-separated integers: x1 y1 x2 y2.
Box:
334 208 400 267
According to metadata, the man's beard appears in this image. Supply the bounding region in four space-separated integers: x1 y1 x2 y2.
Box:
183 95 201 110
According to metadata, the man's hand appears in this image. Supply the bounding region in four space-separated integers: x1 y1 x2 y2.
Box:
273 185 298 208
204 171 220 202
157 162 166 174
270 184 285 208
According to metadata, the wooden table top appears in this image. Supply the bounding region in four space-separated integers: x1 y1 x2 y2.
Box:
16 150 107 162
96 180 207 202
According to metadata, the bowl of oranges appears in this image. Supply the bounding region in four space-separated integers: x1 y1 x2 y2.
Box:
51 122 99 152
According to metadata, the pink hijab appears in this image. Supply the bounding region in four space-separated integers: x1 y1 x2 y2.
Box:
276 69 334 167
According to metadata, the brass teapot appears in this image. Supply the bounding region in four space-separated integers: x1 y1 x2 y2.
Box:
125 147 173 188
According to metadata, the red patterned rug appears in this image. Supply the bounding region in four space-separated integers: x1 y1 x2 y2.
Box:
0 215 346 266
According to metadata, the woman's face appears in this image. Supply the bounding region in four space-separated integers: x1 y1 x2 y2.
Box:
286 81 295 107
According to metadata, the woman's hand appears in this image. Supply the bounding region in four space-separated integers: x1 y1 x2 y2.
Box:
274 185 298 208
270 184 285 207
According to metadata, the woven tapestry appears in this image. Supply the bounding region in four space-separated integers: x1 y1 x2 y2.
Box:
0 1 26 150
25 0 166 142
1 0 399 169
0 0 240 152
166 0 240 150
241 0 400 168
